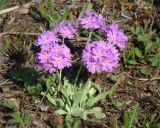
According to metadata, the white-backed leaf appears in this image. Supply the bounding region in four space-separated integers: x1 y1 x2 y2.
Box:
46 93 64 107
86 107 105 119
86 91 109 107
55 109 67 115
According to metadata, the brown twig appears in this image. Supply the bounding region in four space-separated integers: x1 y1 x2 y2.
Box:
0 32 40 37
129 75 160 81
149 10 156 31
0 1 33 16
0 6 20 15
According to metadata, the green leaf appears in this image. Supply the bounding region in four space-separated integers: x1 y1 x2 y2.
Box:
13 68 39 86
150 55 160 68
3 98 19 111
123 50 127 65
46 78 52 88
86 91 109 107
86 3 93 11
109 75 117 82
78 4 87 18
0 0 6 10
78 3 92 18
145 43 153 55
22 112 31 124
89 87 97 96
9 112 23 124
129 44 136 60
62 9 69 20
55 109 68 115
135 48 143 58
86 107 105 119
92 31 103 40
112 100 124 109
156 37 160 48
156 124 160 128
135 26 142 35
2 40 9 53
140 67 151 75
124 112 129 128
66 104 71 114
60 83 72 106
72 89 87 107
130 26 135 34
70 107 85 119
128 60 138 65
138 34 150 43
108 82 119 96
7 119 20 124
38 4 51 22
92 82 101 93
128 104 139 128
26 83 43 95
73 120 81 128
47 0 57 18
46 93 64 107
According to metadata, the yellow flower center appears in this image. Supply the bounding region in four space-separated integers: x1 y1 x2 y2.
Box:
65 31 70 34
93 63 96 67
45 39 48 44
44 54 49 59
86 20 91 25
97 53 101 57
57 58 61 63
103 61 107 65
112 36 115 41
56 50 60 53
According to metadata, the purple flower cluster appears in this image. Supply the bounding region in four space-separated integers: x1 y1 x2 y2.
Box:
35 12 128 74
76 12 106 29
99 24 128 50
36 31 60 51
53 21 78 39
82 41 119 73
36 31 72 73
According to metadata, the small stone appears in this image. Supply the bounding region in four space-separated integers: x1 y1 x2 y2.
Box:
18 8 29 15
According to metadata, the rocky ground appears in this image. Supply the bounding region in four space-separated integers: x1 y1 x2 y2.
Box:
0 0 160 128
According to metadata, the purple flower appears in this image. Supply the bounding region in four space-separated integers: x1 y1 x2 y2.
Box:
37 42 72 73
99 24 119 36
76 11 106 29
53 21 78 39
107 27 128 50
82 41 119 73
99 24 128 50
36 31 60 50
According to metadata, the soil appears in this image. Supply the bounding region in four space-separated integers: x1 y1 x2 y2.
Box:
0 0 160 128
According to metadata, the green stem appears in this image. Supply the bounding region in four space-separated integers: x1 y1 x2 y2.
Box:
62 37 65 44
74 64 83 87
90 74 94 80
58 69 62 91
87 30 93 44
